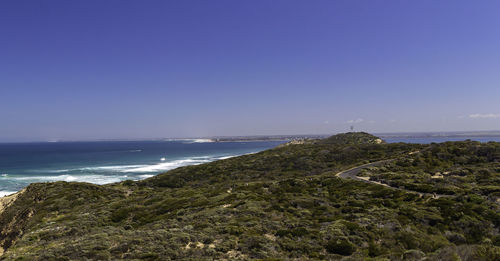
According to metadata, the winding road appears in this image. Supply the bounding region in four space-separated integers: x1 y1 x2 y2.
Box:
335 158 451 199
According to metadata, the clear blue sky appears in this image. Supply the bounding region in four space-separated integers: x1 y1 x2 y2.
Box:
1 0 499 141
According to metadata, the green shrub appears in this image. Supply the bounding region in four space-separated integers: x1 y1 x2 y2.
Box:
325 237 356 256
368 240 385 257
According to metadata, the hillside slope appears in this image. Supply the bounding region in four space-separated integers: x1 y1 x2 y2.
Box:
0 133 498 260
318 132 384 145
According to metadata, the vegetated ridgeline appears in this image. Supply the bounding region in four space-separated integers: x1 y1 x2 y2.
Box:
0 133 499 260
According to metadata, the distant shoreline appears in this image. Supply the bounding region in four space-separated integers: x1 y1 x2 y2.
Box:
1 131 499 144
200 131 500 142
375 130 500 138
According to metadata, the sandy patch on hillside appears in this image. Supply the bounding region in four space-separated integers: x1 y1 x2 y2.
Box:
0 189 24 215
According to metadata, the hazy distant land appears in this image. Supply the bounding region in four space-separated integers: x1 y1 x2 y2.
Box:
195 130 500 142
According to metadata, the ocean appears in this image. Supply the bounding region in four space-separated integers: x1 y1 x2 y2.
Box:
1 136 499 196
0 140 284 196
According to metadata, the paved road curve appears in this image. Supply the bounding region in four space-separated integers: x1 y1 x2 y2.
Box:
335 158 452 199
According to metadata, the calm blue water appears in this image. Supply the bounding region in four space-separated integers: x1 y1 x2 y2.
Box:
1 136 499 196
0 140 284 195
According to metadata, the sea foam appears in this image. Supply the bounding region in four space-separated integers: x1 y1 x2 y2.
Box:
0 191 17 197
121 158 211 173
5 174 127 185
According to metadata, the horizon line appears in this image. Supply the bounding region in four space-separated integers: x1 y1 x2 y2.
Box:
1 130 500 144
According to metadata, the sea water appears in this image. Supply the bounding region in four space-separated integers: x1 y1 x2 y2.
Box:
0 140 285 195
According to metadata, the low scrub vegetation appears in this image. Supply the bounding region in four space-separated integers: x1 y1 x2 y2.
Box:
0 133 498 260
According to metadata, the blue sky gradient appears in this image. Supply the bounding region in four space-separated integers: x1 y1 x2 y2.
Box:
1 1 499 141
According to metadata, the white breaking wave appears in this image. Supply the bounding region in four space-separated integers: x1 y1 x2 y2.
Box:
121 158 212 173
217 155 235 160
98 154 239 173
172 139 214 144
6 174 127 185
43 169 72 173
37 155 231 176
189 139 214 143
79 165 149 171
2 152 254 190
0 191 16 197
44 158 216 174
121 154 243 173
44 165 149 174
164 138 214 143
